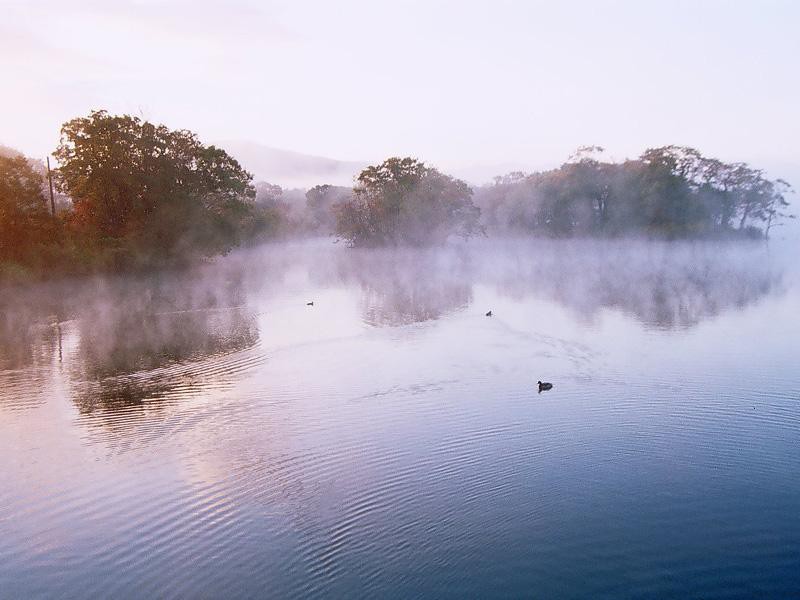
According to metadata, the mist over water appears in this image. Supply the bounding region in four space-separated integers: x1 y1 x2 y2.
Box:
1 238 799 598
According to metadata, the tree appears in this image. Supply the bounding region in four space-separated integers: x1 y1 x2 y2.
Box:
243 181 290 240
756 178 794 239
306 184 351 233
0 154 54 265
473 146 793 239
54 110 256 266
335 157 482 247
255 181 283 206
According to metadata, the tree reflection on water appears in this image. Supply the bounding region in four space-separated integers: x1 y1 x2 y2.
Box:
474 240 780 328
0 240 784 417
328 247 474 326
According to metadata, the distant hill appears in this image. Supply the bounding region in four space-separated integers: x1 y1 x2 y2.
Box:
219 142 553 189
219 141 367 190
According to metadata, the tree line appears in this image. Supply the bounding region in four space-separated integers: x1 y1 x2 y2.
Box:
0 112 793 280
473 146 793 240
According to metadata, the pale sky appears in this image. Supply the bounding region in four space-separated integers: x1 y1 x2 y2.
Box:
2 0 799 173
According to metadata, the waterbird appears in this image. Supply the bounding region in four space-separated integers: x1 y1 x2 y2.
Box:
538 381 553 392
307 301 314 306
486 310 492 317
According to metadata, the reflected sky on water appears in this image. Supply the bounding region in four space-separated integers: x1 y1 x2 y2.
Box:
1 238 798 598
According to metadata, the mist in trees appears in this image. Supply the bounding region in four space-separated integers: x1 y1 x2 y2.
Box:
54 110 256 268
306 184 351 234
0 153 58 272
334 157 482 247
474 146 793 239
0 110 795 282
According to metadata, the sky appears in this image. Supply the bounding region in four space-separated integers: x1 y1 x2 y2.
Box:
2 0 799 175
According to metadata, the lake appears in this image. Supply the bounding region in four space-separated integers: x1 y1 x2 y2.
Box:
1 238 798 598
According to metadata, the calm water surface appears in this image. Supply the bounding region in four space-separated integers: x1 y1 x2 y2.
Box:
1 239 798 598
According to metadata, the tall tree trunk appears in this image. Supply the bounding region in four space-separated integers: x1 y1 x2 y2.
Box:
738 205 750 230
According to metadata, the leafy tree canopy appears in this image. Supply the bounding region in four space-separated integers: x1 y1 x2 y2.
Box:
474 146 793 239
335 157 482 247
54 110 255 265
0 154 53 264
306 184 351 233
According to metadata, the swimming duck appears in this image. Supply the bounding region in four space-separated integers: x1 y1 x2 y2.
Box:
307 301 314 306
485 310 492 317
537 381 553 392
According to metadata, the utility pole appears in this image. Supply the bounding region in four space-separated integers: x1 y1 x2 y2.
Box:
46 156 56 217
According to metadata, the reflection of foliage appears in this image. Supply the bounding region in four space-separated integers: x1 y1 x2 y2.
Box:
0 309 63 412
69 305 260 416
70 313 259 416
77 308 259 378
67 271 260 414
0 240 786 418
314 241 782 329
0 307 54 371
329 247 473 326
361 278 472 327
72 377 174 415
481 240 780 328
0 282 68 370
0 264 261 416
